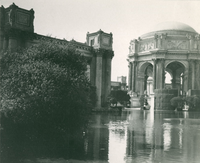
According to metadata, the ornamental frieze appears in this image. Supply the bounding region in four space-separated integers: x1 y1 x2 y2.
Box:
139 41 155 52
167 40 188 50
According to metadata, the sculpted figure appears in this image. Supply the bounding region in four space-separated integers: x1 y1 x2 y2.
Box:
129 40 135 53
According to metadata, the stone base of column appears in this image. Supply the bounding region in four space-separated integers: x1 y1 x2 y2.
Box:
130 96 141 108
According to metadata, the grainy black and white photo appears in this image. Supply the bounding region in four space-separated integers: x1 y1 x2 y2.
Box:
1 0 200 163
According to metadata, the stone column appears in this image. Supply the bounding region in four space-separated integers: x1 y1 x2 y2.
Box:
152 59 157 90
95 50 103 108
181 74 185 94
131 61 137 92
195 60 200 89
195 34 200 51
137 77 144 95
184 67 189 93
128 62 132 91
191 60 195 89
104 51 113 104
144 74 148 91
90 56 96 86
156 59 165 89
161 59 165 88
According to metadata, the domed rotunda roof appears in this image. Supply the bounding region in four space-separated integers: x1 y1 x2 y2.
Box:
141 21 197 38
152 21 196 33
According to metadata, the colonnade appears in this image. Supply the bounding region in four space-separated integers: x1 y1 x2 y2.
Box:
93 49 113 107
127 58 200 96
128 58 166 95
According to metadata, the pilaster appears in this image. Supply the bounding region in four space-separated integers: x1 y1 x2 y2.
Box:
195 60 200 89
152 59 157 90
184 67 189 92
95 49 103 108
156 59 165 89
137 76 144 96
131 61 137 92
104 50 113 104
195 34 200 51
90 53 96 86
190 60 195 89
128 62 132 91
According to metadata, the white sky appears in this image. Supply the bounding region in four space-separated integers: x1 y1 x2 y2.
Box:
1 0 200 81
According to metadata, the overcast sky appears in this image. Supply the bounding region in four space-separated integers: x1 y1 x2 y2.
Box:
1 0 200 81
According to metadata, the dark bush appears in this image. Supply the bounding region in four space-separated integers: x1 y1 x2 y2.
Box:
109 90 130 106
185 95 200 110
170 96 184 110
0 38 96 160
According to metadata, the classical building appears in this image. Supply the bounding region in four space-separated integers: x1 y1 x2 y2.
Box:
111 76 127 91
128 21 200 110
0 3 114 108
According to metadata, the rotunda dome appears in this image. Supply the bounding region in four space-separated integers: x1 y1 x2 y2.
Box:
140 21 197 38
152 21 196 33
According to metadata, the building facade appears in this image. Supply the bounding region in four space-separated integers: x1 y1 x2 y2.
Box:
128 22 200 110
128 21 200 96
111 76 127 91
0 3 114 108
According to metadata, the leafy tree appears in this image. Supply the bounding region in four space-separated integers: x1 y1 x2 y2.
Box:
185 95 200 110
0 38 96 159
170 96 184 111
109 90 130 107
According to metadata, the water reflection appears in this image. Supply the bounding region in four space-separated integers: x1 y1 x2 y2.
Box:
3 111 200 163
86 111 200 163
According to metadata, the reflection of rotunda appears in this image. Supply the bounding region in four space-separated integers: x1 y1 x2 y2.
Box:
128 22 200 110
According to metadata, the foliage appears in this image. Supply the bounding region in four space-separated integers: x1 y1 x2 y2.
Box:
0 38 96 159
108 90 130 107
185 95 200 110
170 96 184 110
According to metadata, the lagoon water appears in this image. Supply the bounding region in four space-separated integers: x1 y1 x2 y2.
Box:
3 109 200 163
82 110 200 163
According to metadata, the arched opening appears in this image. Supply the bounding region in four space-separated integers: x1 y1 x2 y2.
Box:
136 62 153 96
165 71 172 88
165 61 185 95
144 64 153 95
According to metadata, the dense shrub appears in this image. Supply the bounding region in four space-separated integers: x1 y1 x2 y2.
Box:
185 95 200 110
0 38 96 159
108 90 130 107
170 95 200 111
170 96 184 110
